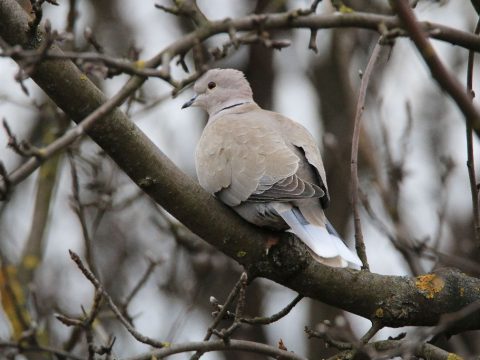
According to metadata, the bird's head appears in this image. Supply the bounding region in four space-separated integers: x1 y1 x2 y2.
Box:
182 68 254 115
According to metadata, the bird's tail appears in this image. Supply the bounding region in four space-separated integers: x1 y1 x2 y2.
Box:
278 208 362 268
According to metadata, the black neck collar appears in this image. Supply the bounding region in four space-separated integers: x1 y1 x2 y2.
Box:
216 102 249 115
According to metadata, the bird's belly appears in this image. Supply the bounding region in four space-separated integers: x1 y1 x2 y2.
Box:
232 202 288 231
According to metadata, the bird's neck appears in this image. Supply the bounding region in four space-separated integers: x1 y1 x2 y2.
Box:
218 102 249 112
210 99 254 117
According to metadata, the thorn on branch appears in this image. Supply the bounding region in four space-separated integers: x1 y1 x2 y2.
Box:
94 336 116 356
0 161 11 201
154 0 208 26
295 0 322 16
84 27 104 53
14 71 30 95
55 313 83 327
278 338 288 351
309 29 318 53
309 0 322 14
155 4 195 18
28 0 44 35
176 53 189 73
388 332 406 341
305 324 353 351
154 4 184 16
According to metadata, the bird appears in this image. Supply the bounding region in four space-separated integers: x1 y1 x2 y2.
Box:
182 68 362 268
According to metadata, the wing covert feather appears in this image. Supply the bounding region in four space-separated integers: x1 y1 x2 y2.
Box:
195 107 329 207
195 112 299 206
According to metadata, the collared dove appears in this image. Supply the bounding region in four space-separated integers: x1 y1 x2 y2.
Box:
183 68 362 268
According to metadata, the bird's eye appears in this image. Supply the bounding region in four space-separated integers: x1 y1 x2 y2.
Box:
207 81 216 90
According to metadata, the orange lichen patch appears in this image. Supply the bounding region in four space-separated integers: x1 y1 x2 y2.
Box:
415 274 445 299
460 287 465 297
134 60 146 69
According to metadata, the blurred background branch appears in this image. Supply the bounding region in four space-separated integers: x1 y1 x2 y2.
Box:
0 0 479 359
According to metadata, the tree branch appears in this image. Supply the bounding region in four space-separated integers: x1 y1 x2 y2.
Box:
391 0 480 137
350 39 383 271
125 339 307 360
466 18 480 245
1 0 480 334
2 3 480 194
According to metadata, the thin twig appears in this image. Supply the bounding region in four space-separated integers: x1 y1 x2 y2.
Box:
68 153 98 276
241 294 303 325
204 273 247 341
308 29 318 53
360 320 383 343
0 161 10 200
213 272 248 340
351 39 383 270
2 118 44 159
3 10 480 196
122 257 161 309
55 287 106 359
0 341 83 360
190 272 247 360
361 189 480 275
323 338 458 360
125 339 307 360
466 18 480 246
85 290 104 360
68 250 168 349
0 48 171 79
391 0 480 137
305 325 352 351
84 27 104 53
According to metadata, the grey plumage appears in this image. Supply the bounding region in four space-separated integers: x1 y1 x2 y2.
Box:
183 68 362 267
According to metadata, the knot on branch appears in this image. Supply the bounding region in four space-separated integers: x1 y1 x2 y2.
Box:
250 233 310 280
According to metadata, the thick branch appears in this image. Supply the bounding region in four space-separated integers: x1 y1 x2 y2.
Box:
1 0 480 333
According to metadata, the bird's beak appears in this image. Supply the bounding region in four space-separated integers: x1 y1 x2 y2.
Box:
182 95 197 109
